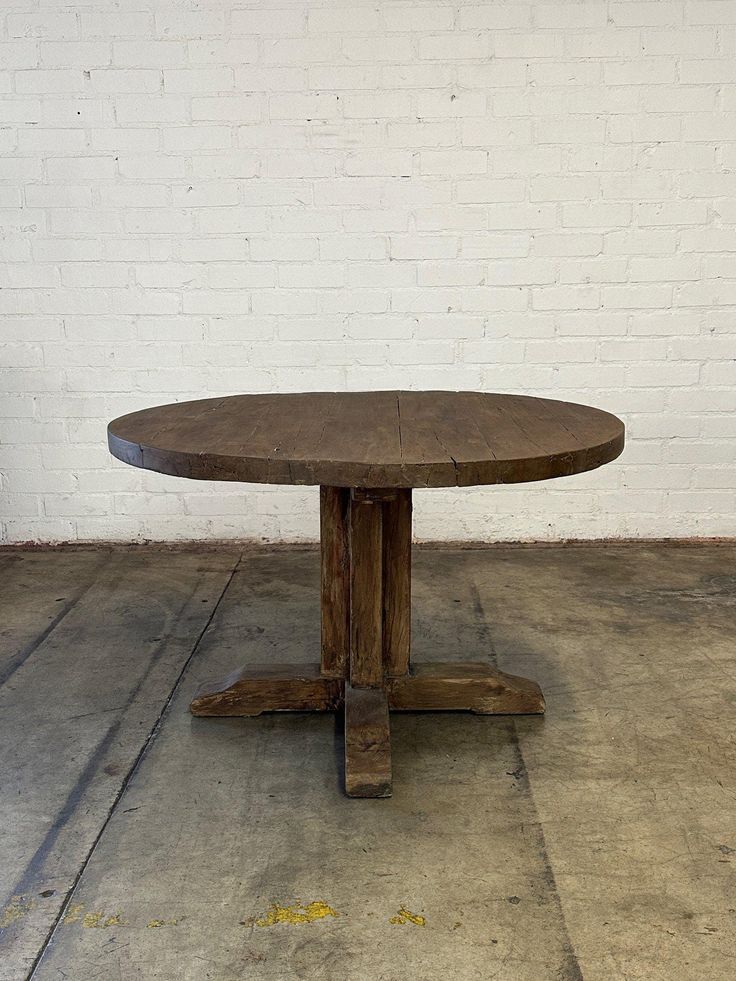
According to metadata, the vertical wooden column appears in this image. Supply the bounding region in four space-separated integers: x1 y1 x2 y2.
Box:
349 490 384 687
382 488 412 677
320 486 350 679
345 488 392 797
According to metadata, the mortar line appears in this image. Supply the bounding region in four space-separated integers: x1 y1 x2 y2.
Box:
471 584 584 981
25 553 242 981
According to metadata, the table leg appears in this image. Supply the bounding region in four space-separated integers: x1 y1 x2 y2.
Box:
319 486 350 679
349 490 386 687
382 489 411 676
344 489 392 795
189 484 544 798
344 685 391 797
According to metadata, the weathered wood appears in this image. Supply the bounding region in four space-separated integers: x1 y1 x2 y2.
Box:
382 488 412 677
108 390 625 489
344 684 392 798
387 662 545 715
320 486 350 679
349 492 383 688
107 390 623 797
190 663 343 717
351 487 399 503
190 657 544 766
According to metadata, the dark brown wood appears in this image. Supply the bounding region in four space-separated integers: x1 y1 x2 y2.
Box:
349 491 383 688
320 486 350 678
351 487 399 503
108 390 625 489
190 663 342 717
344 684 392 798
189 661 543 719
184 475 548 795
387 662 545 715
108 389 621 796
382 488 411 677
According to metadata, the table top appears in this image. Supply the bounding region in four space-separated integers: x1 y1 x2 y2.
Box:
108 390 624 489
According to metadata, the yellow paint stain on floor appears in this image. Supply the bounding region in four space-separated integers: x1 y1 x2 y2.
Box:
389 907 426 927
62 905 120 928
147 918 179 929
82 911 122 928
254 901 338 927
0 896 35 929
63 904 84 925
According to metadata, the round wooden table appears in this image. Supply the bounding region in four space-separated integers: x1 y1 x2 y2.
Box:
108 391 624 798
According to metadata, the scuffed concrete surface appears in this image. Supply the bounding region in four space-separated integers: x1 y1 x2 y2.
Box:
1 544 734 980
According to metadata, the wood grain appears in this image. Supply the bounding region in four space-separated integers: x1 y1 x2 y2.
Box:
109 390 612 796
382 488 411 677
349 492 383 688
108 390 625 489
320 486 350 678
190 663 342 717
387 662 545 715
344 684 392 798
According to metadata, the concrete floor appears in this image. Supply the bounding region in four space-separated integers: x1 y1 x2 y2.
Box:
1 544 735 981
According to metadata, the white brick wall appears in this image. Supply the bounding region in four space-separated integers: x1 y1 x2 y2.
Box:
1 0 735 544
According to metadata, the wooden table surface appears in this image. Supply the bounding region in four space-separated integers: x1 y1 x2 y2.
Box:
108 389 625 797
108 390 624 488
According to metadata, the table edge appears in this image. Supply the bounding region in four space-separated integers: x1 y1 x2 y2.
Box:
108 420 625 489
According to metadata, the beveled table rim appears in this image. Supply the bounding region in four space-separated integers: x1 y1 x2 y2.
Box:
107 389 625 489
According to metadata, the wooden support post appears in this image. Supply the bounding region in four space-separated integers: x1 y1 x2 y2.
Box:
346 489 392 797
320 486 350 678
382 488 411 677
349 491 383 689
344 685 392 798
190 482 544 799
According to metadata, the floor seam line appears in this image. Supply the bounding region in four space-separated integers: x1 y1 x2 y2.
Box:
24 552 243 981
0 552 114 689
471 584 584 981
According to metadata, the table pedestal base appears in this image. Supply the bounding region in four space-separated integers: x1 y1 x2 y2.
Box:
190 487 545 797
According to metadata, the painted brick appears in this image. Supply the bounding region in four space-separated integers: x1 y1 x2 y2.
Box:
0 0 732 544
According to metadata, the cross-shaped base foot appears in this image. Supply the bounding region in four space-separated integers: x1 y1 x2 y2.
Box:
190 488 545 797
